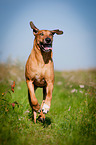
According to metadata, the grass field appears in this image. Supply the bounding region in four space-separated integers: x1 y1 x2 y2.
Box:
0 63 96 145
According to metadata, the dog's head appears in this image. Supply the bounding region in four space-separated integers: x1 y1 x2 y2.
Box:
30 21 63 52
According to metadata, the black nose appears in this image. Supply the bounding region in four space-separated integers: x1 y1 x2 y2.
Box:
45 37 51 43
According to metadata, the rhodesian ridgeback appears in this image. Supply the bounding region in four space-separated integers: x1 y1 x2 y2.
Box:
25 21 63 123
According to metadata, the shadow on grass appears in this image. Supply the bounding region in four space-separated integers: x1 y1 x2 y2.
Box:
42 117 52 128
28 111 52 127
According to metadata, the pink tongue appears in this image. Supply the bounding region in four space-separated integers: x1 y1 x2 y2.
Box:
44 47 53 50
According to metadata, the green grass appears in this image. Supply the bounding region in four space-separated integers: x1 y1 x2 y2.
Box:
0 64 96 145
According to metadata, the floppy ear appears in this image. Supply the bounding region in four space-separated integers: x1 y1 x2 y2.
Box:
51 29 63 35
30 21 39 35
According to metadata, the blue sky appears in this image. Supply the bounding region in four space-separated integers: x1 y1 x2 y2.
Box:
0 0 96 70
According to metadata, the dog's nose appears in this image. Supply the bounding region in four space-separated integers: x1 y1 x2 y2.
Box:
45 37 51 43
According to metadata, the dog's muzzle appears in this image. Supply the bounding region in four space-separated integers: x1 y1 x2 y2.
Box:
40 37 53 52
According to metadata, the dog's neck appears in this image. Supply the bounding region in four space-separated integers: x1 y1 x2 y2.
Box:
32 39 53 64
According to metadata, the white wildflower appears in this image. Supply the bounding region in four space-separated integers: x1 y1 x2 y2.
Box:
79 85 84 88
68 106 71 111
57 81 62 85
79 90 83 93
24 110 30 113
17 86 21 90
71 89 77 93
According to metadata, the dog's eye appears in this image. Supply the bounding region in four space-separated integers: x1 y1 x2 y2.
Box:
49 33 53 36
40 33 44 36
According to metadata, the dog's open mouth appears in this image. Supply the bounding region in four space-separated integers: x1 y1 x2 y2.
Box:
40 42 53 52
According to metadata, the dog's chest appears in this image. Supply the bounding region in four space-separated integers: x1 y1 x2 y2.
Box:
34 72 46 87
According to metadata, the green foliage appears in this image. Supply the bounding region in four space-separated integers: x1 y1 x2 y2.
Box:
0 65 96 145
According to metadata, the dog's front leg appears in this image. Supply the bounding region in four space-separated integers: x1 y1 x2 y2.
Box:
26 80 40 123
42 82 53 114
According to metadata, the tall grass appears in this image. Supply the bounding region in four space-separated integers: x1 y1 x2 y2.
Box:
0 64 96 145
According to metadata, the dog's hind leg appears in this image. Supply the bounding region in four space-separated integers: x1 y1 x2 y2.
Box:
38 87 46 122
40 86 46 109
33 111 37 123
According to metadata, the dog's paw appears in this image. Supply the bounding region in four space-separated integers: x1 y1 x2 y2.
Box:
42 103 50 114
38 116 45 123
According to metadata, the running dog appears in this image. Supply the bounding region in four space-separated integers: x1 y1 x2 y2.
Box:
25 21 63 123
